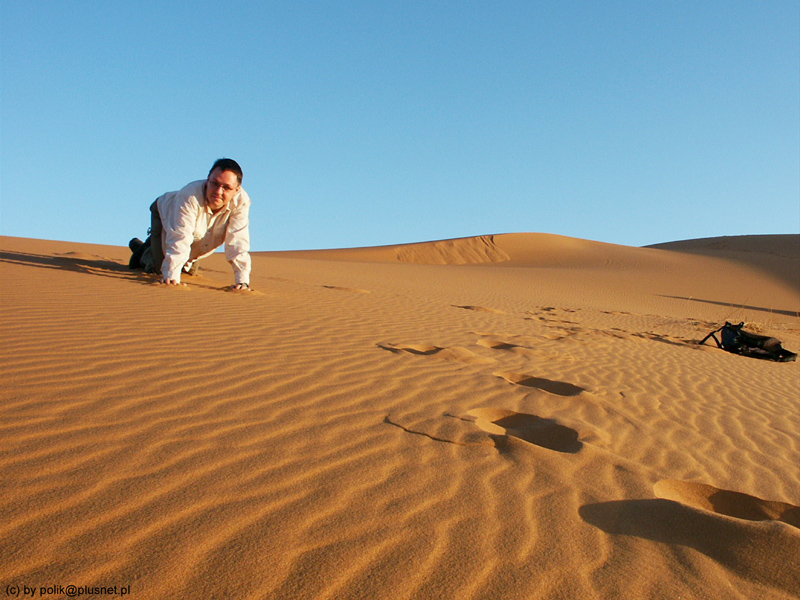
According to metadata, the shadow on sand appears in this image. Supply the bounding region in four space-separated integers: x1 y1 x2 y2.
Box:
579 499 800 592
658 295 798 318
0 250 153 284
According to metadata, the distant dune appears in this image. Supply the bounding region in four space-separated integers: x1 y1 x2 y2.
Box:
648 234 800 290
262 232 799 317
2 232 799 600
264 231 800 275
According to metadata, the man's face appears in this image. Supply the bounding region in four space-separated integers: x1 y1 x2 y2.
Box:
205 168 240 213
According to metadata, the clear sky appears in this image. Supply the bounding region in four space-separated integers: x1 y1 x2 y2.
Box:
2 1 798 251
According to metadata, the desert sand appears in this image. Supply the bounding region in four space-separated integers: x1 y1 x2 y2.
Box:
1 232 799 600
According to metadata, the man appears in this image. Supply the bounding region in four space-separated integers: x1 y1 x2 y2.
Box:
129 158 251 290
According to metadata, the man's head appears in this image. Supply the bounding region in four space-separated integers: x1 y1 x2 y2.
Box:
205 158 243 213
209 158 243 184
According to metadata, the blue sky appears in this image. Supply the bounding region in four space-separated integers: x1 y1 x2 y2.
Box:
2 1 798 251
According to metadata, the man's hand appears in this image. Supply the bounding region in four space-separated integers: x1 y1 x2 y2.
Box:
231 283 251 291
159 278 185 286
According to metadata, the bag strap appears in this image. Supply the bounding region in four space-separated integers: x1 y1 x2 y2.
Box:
700 327 724 348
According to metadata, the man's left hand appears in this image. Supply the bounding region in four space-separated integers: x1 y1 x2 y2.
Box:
159 277 185 286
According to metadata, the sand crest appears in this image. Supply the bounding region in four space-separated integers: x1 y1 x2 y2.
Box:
2 233 799 599
654 479 800 528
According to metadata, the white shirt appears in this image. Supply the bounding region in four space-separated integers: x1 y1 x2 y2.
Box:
156 180 251 284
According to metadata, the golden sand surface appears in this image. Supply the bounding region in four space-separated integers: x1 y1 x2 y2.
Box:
1 233 799 599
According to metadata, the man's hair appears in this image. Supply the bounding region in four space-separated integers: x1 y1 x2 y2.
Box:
209 158 243 184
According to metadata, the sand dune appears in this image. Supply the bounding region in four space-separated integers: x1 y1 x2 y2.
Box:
2 233 799 599
649 234 800 290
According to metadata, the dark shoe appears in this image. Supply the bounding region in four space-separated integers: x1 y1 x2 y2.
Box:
183 261 200 276
129 236 150 269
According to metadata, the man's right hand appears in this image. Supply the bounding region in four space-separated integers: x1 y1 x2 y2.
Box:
159 278 185 286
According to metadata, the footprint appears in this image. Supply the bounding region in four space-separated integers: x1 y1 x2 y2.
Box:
526 307 579 321
477 338 574 361
323 285 370 294
579 499 800 594
378 343 442 355
527 306 565 314
378 343 496 365
494 371 585 397
467 408 582 453
476 339 523 351
654 479 800 528
453 305 505 315
532 325 582 340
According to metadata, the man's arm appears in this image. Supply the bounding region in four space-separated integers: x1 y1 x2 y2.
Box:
159 190 201 284
225 191 251 287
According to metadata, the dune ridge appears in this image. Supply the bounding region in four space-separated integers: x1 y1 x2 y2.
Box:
649 234 800 290
395 235 510 265
2 233 799 600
